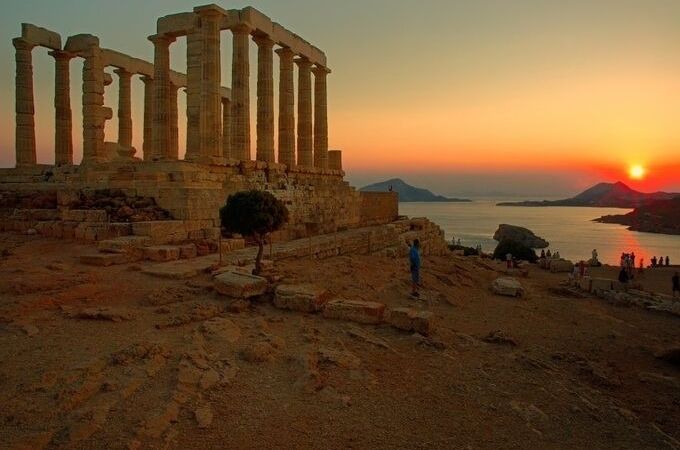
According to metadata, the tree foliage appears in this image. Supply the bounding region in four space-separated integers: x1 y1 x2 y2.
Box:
492 239 538 263
220 190 289 273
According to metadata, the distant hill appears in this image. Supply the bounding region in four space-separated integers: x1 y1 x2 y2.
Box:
594 197 680 235
360 178 471 202
497 182 678 208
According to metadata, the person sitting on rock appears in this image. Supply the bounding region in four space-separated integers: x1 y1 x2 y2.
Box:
409 239 422 298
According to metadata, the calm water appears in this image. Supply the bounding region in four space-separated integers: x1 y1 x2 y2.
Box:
399 200 680 266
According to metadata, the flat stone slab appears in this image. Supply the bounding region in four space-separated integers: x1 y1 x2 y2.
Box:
142 255 218 279
491 277 524 297
550 259 574 273
80 253 130 267
98 235 151 254
591 277 614 292
143 245 181 262
385 307 434 335
322 299 385 324
214 271 268 299
274 284 330 313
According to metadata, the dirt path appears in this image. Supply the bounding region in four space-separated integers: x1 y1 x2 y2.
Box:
1 233 678 449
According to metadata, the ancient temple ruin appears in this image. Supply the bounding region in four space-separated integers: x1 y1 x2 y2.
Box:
0 4 399 246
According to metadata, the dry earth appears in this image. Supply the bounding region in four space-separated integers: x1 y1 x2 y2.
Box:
1 233 679 449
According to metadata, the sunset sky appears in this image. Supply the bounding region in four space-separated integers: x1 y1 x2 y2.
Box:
1 0 679 197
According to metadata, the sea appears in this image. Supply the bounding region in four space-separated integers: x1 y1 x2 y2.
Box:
399 200 680 266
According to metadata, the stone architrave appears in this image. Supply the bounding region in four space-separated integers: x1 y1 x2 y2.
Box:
276 47 295 167
169 83 179 159
313 65 330 169
114 68 133 150
295 57 313 167
254 34 275 163
196 6 222 161
13 38 36 166
231 24 252 161
184 27 202 161
221 97 231 159
140 75 154 161
149 34 175 161
50 49 74 165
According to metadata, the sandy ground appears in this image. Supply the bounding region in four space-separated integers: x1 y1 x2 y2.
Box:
0 232 679 450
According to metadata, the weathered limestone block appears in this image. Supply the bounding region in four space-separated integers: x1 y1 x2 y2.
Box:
21 23 62 50
80 252 130 266
385 307 434 336
274 284 330 313
591 278 614 292
132 221 186 244
550 259 574 273
322 299 385 324
220 238 245 253
98 235 150 254
179 243 197 259
213 271 268 298
61 209 107 222
579 276 592 292
491 277 524 297
143 245 181 262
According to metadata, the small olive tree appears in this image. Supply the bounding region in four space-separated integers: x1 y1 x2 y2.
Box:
219 190 289 274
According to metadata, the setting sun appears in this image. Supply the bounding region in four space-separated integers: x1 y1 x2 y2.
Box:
629 165 646 180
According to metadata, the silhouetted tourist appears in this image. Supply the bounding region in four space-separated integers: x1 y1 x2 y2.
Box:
388 184 393 192
554 251 560 259
618 267 629 284
579 260 586 277
546 249 552 258
409 239 421 298
506 252 512 269
666 256 670 266
540 249 546 259
673 272 679 298
651 256 657 267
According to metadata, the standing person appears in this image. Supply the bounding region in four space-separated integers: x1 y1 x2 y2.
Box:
409 239 421 298
579 260 586 277
506 252 512 269
540 249 546 259
666 256 670 266
592 248 598 263
631 252 636 269
673 272 679 298
546 249 552 258
618 267 629 285
651 256 657 267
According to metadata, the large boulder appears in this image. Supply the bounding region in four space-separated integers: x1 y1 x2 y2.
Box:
493 224 549 249
492 277 524 297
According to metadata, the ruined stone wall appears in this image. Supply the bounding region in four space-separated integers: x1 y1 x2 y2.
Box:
359 191 399 226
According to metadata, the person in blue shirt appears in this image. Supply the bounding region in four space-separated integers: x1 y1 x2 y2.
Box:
409 239 421 297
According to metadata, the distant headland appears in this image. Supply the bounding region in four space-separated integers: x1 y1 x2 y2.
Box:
360 178 471 203
594 197 680 235
497 181 678 208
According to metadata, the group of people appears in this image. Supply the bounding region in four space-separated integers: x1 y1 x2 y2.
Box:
618 252 637 283
539 249 560 259
651 255 671 267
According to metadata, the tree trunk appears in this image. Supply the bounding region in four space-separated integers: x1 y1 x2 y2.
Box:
254 235 264 275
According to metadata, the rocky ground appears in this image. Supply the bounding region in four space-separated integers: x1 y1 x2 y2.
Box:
1 232 679 450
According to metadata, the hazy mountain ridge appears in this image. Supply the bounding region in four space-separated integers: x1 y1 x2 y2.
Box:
360 178 471 202
497 182 678 208
594 196 680 235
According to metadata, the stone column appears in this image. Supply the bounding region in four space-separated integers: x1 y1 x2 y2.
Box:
197 7 222 161
276 47 295 167
81 41 107 164
149 34 175 161
221 97 231 159
140 75 154 161
295 57 313 167
49 49 74 166
169 83 179 160
13 38 36 167
114 68 133 150
254 35 275 163
313 66 330 169
231 24 252 161
185 27 202 161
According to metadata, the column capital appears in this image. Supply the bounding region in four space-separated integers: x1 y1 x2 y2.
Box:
294 56 313 69
312 65 332 76
48 49 75 61
113 67 133 78
275 46 295 59
12 37 34 51
140 74 154 84
231 23 254 35
252 34 274 48
148 34 176 46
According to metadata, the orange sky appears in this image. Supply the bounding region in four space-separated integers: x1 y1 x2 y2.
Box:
0 0 678 195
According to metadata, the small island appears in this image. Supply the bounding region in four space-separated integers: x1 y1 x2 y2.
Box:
360 178 470 202
594 197 680 235
498 181 678 208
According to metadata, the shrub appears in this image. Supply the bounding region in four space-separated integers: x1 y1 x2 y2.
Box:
492 239 538 263
219 190 289 274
